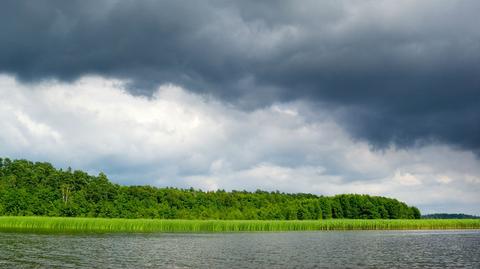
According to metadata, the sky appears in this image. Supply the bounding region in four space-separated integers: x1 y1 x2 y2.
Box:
1 0 479 215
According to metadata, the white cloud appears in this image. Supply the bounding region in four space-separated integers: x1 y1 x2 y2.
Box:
393 171 421 186
0 74 479 214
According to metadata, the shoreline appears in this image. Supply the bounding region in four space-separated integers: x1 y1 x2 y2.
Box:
1 217 480 234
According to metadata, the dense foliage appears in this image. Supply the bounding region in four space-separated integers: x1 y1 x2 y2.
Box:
0 158 421 219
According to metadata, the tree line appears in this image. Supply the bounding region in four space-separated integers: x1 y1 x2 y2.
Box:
0 158 421 219
422 213 479 219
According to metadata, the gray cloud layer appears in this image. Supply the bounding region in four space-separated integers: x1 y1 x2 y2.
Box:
1 0 480 152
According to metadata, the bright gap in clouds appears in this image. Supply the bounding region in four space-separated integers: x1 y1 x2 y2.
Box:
0 74 479 214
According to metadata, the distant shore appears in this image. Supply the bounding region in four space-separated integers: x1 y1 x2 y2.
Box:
1 217 479 233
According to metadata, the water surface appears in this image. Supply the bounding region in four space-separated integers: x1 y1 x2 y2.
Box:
1 230 479 268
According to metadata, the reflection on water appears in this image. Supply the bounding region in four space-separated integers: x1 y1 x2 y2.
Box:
1 230 479 268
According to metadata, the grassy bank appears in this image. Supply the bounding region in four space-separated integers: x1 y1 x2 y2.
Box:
1 217 480 233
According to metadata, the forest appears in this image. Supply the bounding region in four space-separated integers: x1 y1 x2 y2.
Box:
0 158 421 220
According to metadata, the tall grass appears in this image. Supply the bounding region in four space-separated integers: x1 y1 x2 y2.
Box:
0 217 479 233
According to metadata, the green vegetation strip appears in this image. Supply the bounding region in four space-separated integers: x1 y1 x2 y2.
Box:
0 217 479 233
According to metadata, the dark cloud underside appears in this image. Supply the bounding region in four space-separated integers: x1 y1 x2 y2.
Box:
1 0 479 152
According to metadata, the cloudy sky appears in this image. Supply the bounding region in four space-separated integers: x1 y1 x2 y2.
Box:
1 0 479 214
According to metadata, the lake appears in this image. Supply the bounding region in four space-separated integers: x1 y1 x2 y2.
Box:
1 230 479 268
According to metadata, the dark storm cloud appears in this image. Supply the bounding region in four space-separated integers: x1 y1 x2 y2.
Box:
1 0 480 152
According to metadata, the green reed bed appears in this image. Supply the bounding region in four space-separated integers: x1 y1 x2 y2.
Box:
0 217 479 233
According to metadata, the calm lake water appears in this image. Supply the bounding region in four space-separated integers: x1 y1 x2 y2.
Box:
1 230 479 268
